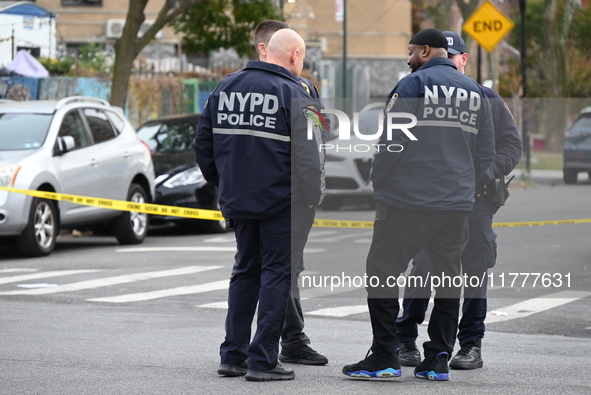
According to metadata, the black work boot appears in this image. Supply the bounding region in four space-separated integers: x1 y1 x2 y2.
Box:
398 342 421 367
449 343 483 370
244 363 295 381
279 345 328 365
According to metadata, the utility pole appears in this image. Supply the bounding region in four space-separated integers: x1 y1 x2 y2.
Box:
11 27 15 60
342 0 347 99
518 0 530 177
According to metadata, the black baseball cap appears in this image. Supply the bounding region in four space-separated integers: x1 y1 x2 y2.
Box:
443 31 466 55
409 28 448 50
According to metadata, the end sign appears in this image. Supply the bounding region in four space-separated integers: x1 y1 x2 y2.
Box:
463 0 515 52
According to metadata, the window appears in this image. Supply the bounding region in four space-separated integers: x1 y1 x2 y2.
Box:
83 108 117 144
61 0 102 6
105 110 125 133
59 110 90 150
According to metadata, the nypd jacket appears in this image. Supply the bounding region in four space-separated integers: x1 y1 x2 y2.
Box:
194 61 326 219
371 57 495 211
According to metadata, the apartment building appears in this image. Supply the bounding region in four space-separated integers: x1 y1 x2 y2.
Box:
285 0 412 97
35 0 182 71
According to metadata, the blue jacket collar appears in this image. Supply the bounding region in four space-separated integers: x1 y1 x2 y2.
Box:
244 60 300 84
416 57 458 72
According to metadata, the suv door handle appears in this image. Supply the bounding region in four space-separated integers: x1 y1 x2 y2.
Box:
89 159 98 167
123 151 130 159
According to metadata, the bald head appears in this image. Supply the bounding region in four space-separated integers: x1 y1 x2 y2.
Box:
266 29 306 76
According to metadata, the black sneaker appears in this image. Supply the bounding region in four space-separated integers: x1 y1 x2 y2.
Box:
279 345 328 365
414 352 450 381
449 344 483 370
217 361 248 377
399 342 421 367
244 363 295 381
342 346 402 378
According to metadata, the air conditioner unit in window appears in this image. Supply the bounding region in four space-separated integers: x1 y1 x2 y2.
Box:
106 19 164 40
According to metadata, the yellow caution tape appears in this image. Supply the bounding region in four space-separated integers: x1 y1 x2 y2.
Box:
0 187 224 221
1 187 590 228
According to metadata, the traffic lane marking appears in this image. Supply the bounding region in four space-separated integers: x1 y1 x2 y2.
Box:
0 270 101 285
116 247 237 253
485 290 591 324
0 265 221 296
87 279 229 303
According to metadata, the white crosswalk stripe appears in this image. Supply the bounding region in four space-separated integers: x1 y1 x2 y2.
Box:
1 266 589 324
0 270 101 285
0 266 221 296
485 290 591 324
87 279 229 303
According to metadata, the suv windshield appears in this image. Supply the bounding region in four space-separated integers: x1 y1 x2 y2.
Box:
0 113 52 150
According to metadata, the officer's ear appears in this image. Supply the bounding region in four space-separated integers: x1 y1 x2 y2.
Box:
258 42 268 59
291 48 300 66
422 45 430 58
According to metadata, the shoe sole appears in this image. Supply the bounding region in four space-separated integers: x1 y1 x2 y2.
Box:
449 360 483 370
279 356 328 366
244 373 295 381
343 367 402 378
217 368 246 377
217 364 247 377
415 370 450 381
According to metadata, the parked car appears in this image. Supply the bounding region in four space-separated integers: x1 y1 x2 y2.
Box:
0 97 155 257
136 114 225 233
321 103 383 210
563 106 591 184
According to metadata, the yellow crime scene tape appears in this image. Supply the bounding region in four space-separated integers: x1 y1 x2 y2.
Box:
1 186 590 229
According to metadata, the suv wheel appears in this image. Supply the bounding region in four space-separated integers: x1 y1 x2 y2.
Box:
112 183 149 244
16 198 58 257
563 169 578 184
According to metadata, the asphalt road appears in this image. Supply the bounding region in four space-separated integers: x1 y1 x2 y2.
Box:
1 172 590 394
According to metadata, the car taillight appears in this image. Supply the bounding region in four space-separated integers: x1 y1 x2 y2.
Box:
140 140 151 156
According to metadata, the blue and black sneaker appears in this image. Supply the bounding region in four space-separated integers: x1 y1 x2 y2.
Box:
414 352 450 381
342 346 401 378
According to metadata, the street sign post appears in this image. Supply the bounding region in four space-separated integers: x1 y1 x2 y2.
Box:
463 0 515 52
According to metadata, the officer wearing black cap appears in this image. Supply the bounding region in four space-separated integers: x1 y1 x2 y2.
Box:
342 28 495 382
396 30 523 370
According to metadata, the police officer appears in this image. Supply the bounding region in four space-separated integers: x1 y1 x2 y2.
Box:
252 19 329 366
342 28 495 382
195 29 324 381
396 31 523 370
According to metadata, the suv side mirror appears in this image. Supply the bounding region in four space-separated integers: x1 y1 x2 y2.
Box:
54 136 76 156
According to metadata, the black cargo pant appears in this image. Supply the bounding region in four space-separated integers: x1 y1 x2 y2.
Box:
396 197 497 348
366 201 469 359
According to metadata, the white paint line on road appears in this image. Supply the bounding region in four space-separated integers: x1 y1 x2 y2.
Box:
0 268 38 273
0 266 222 296
0 270 101 285
308 231 372 243
307 305 368 317
300 286 363 299
87 279 229 303
304 248 327 254
196 301 228 309
116 247 237 253
485 290 591 324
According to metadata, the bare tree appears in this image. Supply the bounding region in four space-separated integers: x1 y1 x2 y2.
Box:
110 0 206 108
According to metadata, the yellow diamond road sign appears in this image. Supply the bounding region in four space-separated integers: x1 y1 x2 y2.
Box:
463 0 515 53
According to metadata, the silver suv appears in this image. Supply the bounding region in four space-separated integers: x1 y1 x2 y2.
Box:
0 97 155 257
